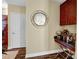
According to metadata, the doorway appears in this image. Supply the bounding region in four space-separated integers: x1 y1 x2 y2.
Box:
8 12 26 49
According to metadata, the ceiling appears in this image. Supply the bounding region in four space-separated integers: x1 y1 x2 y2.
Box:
3 0 26 6
54 0 66 4
3 0 66 7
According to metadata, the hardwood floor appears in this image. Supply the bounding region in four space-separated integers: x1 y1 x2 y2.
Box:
4 48 73 59
27 52 67 59
15 48 26 59
2 47 26 59
14 48 68 59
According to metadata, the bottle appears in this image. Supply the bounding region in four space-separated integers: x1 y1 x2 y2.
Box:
67 36 70 43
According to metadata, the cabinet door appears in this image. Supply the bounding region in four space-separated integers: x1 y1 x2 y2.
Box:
60 0 76 25
60 2 68 25
67 0 76 24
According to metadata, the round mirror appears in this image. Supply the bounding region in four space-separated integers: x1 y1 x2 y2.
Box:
31 10 48 27
34 13 46 25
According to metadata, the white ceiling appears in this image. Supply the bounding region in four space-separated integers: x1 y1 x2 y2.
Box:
3 0 26 6
53 0 66 4
3 0 66 7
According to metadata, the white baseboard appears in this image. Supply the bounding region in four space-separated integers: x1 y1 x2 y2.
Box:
8 46 26 50
26 49 65 58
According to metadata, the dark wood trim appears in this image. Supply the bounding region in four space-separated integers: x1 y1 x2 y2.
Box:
54 39 75 52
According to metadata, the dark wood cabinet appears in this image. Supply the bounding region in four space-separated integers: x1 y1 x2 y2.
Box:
60 0 77 25
2 15 8 53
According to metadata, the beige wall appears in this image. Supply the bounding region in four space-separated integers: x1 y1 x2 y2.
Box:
2 2 8 15
60 25 76 33
8 4 26 14
26 0 49 54
26 0 76 54
48 1 76 50
8 4 26 49
48 1 61 50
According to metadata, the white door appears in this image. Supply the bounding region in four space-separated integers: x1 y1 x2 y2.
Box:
8 12 26 49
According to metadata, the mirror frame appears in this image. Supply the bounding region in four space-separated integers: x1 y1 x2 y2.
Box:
31 10 48 27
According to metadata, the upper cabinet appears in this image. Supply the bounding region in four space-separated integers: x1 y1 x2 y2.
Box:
60 0 77 25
